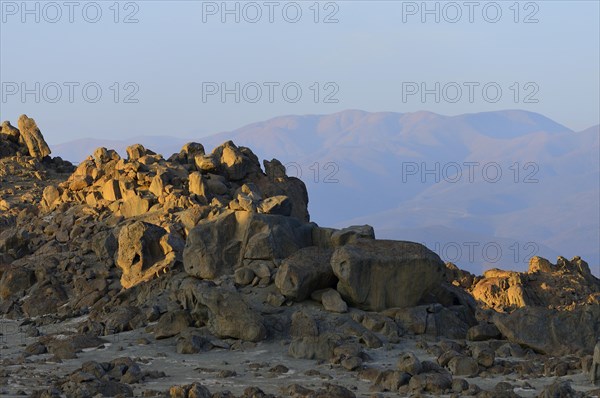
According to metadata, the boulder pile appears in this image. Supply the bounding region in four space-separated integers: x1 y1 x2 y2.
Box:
0 115 73 229
0 116 599 397
47 140 309 222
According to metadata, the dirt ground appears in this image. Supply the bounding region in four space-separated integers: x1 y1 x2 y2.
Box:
1 318 599 397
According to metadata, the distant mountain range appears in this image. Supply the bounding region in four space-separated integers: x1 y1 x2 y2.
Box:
50 110 600 274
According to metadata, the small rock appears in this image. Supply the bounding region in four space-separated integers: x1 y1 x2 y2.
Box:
154 310 191 339
321 289 348 313
341 356 363 371
269 364 289 374
176 335 211 354
447 356 479 377
452 378 469 393
396 352 423 376
467 323 501 341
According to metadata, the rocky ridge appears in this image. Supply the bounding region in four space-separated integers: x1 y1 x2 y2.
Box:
0 116 599 397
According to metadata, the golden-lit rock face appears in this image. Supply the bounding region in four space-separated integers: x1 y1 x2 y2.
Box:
116 221 183 289
47 140 309 223
467 256 600 312
17 114 51 159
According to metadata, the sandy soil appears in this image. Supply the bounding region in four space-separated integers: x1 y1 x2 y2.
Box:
1 318 598 397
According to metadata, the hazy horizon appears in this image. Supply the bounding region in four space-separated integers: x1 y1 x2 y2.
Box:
1 1 599 142
12 108 600 148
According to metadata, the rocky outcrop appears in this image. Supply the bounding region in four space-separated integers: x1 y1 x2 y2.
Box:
1 115 51 159
471 268 531 310
184 210 313 280
442 255 600 356
50 140 310 224
471 256 600 312
0 117 72 230
17 115 51 158
2 115 599 397
331 239 446 311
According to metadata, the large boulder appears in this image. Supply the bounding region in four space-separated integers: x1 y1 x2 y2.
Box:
177 277 266 342
592 342 600 385
260 158 310 222
212 141 261 181
274 246 336 301
492 305 600 356
116 221 184 289
169 142 205 164
120 195 152 218
183 210 312 280
331 239 445 311
287 310 340 360
126 143 154 161
17 114 51 158
331 225 375 246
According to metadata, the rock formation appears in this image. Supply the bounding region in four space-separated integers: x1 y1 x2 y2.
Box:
446 256 600 356
470 256 599 312
0 116 598 397
1 115 51 158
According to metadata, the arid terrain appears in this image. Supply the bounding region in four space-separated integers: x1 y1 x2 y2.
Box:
1 115 599 398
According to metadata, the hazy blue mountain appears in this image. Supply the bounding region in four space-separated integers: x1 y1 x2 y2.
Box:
50 111 599 274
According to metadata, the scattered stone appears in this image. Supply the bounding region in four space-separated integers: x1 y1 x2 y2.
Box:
447 356 479 377
176 334 211 354
268 364 289 374
154 310 191 339
320 288 348 313
467 323 501 341
537 380 584 398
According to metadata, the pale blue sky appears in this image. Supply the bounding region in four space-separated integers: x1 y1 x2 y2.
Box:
1 0 598 144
